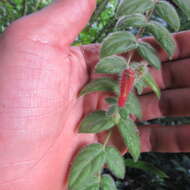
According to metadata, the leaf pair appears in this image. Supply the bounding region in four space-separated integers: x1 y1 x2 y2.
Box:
114 0 179 59
116 0 181 32
80 92 142 134
68 144 125 190
99 25 174 70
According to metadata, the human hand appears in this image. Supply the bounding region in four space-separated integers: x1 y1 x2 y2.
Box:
0 0 98 189
0 0 190 190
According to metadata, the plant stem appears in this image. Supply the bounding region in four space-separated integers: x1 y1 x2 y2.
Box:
22 0 27 16
126 8 156 66
103 130 112 149
126 52 133 68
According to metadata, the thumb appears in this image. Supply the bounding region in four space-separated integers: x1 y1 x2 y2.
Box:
10 0 96 47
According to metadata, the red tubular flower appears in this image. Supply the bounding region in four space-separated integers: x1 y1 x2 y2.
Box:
118 69 135 107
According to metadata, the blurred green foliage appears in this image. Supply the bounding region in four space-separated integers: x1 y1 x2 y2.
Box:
75 0 118 45
1 0 190 43
0 0 52 33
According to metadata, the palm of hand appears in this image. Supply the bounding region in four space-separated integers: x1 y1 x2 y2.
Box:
0 1 98 189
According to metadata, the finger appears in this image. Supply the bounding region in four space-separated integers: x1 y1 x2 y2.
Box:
139 124 190 152
80 43 101 73
140 88 190 121
142 58 190 94
7 0 96 47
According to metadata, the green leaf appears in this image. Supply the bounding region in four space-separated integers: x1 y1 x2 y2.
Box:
127 93 142 119
125 159 169 178
79 111 115 133
100 31 137 58
172 0 190 19
68 144 106 190
106 105 118 116
119 107 129 120
146 21 176 57
135 79 147 95
79 77 118 96
118 119 141 162
106 106 121 124
84 184 100 190
105 146 125 179
101 175 117 190
155 1 180 31
116 0 155 17
95 55 127 74
138 42 161 69
119 93 142 119
87 186 99 190
105 97 117 105
86 186 99 190
115 14 146 30
143 72 160 98
81 176 100 190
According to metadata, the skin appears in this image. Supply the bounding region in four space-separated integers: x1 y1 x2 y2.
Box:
0 0 190 189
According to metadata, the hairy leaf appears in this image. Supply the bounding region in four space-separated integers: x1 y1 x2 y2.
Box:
135 79 147 95
105 97 117 105
81 176 100 190
68 144 106 190
125 159 169 178
172 0 190 19
100 31 137 58
116 14 146 30
143 72 160 98
118 119 141 162
79 111 115 133
146 21 176 57
105 146 125 179
96 55 127 74
155 1 180 31
101 175 117 190
127 93 142 119
116 0 155 17
79 77 118 96
119 93 142 119
106 105 118 116
138 42 161 69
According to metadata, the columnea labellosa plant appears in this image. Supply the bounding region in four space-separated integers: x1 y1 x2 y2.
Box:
68 0 190 189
